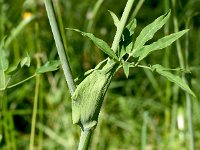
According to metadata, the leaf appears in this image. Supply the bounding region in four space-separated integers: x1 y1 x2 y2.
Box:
133 10 171 50
6 54 31 75
36 60 60 74
122 61 130 78
108 10 119 27
152 64 195 97
120 19 137 57
20 55 30 67
126 18 137 36
0 50 9 71
0 41 9 71
66 28 118 60
132 29 189 61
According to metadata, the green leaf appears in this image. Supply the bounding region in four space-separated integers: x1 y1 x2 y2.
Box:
133 10 171 50
122 61 130 78
20 54 30 67
36 60 60 74
120 19 137 57
0 42 9 71
126 18 137 36
0 50 9 71
152 64 195 97
132 29 189 61
6 54 31 75
66 28 118 60
108 10 119 27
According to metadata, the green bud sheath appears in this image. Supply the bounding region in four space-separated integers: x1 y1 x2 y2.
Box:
72 60 118 131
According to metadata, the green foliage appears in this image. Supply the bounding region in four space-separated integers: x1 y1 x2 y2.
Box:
132 29 189 61
152 64 195 97
36 60 60 74
108 10 120 27
133 10 171 50
0 0 200 149
66 28 118 60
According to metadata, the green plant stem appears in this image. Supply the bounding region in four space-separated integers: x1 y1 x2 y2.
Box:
6 74 36 89
78 0 135 149
130 0 145 19
86 0 104 32
44 0 76 95
172 1 194 149
185 20 194 150
29 58 41 150
141 111 148 150
78 130 92 150
111 0 134 53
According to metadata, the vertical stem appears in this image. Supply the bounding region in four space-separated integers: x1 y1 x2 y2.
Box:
185 20 194 150
141 112 148 150
171 1 194 149
29 60 40 150
44 0 76 95
78 130 92 150
130 0 145 20
111 0 134 52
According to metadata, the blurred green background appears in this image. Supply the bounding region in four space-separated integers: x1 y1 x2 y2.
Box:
0 0 200 149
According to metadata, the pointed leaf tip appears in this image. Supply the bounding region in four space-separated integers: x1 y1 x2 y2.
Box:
108 10 119 28
122 61 130 78
134 10 171 50
152 64 196 97
66 28 118 60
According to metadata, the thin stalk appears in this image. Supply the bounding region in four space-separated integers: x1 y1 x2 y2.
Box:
185 20 194 150
54 0 68 52
86 0 104 32
6 74 37 89
111 0 134 53
2 92 11 149
141 111 148 150
8 112 16 150
130 0 145 20
44 0 76 95
171 1 194 149
171 0 184 69
78 130 92 150
163 0 171 142
29 58 41 150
